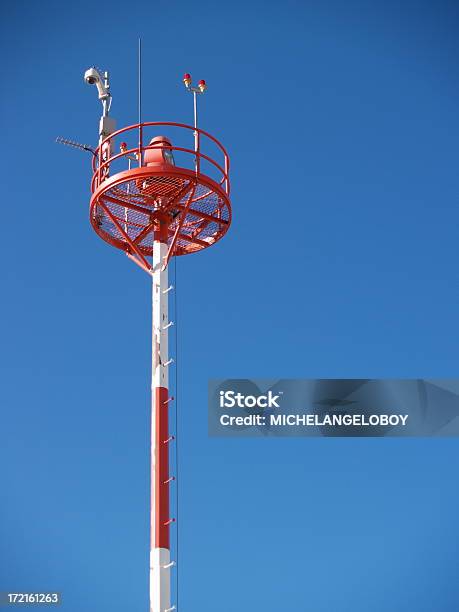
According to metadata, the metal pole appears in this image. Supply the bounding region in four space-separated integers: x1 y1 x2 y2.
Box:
138 38 142 125
150 219 172 612
193 91 197 134
102 71 109 119
138 37 143 167
193 91 198 173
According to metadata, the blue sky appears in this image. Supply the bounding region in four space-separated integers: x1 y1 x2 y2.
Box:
1 1 459 610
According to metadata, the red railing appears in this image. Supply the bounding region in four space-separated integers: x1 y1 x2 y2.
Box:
91 121 230 195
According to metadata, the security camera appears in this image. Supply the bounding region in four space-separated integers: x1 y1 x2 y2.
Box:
84 67 109 100
84 67 100 85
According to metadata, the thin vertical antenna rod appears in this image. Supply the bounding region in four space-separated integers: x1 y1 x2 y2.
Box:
138 37 142 125
138 37 143 168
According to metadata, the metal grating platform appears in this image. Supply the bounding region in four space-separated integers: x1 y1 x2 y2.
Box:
91 170 231 257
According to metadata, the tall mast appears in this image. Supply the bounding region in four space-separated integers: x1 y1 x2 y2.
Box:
82 65 231 612
150 218 174 612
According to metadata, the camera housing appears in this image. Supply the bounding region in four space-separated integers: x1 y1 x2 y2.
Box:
84 67 109 100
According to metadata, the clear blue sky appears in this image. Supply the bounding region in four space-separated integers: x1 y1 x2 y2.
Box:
1 1 459 610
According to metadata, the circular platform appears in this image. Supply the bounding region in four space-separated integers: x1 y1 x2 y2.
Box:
89 122 231 259
91 165 230 256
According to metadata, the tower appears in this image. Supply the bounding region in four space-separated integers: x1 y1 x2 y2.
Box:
82 67 231 612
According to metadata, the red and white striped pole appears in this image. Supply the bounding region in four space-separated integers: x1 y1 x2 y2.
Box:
150 217 173 612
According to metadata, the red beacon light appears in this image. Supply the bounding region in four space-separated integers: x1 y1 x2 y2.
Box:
182 73 207 94
144 136 175 167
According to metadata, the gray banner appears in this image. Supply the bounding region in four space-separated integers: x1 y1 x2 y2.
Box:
208 379 459 437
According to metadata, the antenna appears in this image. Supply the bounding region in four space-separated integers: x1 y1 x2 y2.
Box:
55 136 96 156
138 37 142 125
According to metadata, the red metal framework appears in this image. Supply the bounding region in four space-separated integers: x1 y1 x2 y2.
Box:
90 121 231 272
